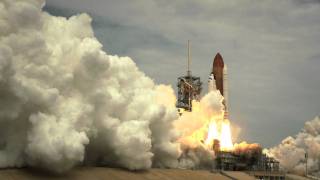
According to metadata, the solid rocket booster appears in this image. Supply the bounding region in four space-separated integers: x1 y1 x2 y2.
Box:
208 53 228 119
223 64 228 119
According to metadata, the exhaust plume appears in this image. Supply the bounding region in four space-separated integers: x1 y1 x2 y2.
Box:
268 116 320 177
0 0 230 173
174 91 232 169
0 0 181 173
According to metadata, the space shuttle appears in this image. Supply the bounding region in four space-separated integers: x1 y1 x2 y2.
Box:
208 53 228 119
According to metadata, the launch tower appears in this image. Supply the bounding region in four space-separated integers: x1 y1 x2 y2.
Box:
176 41 202 112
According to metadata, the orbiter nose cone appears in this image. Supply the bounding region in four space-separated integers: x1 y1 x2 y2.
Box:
213 53 224 68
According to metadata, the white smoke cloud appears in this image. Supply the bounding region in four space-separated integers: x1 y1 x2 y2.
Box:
0 0 182 173
268 116 320 177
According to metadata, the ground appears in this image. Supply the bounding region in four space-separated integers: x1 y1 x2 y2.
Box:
0 167 310 180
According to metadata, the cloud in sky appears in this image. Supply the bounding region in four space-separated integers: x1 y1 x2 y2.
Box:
44 0 320 147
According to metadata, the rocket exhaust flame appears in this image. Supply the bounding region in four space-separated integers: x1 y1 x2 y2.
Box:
219 120 233 151
205 119 233 151
204 119 219 145
175 95 234 153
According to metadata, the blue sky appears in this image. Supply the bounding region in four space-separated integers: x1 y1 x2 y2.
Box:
44 0 320 147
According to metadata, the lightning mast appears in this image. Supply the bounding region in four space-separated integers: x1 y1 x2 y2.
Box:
187 40 191 76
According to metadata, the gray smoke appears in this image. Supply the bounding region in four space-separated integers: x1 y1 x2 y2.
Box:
268 116 320 177
178 145 215 170
0 0 181 173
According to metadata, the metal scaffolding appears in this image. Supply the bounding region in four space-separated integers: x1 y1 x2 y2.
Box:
176 40 202 112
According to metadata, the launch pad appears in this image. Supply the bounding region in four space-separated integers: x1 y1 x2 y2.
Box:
176 42 284 178
212 140 285 179
215 151 280 171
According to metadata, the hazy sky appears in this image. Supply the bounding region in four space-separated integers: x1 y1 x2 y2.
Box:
44 0 320 147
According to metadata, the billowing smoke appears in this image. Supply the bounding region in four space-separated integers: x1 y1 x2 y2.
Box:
174 92 224 148
174 92 225 169
0 0 182 173
178 145 215 170
268 116 320 177
233 142 261 156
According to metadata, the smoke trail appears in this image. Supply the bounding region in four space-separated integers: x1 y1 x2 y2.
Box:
268 116 320 177
0 0 181 173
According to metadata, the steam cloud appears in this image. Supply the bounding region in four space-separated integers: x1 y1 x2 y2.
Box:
0 0 237 174
0 0 183 173
268 116 320 177
174 92 224 169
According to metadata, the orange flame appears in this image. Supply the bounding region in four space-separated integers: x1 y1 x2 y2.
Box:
205 119 233 151
174 97 234 151
204 119 219 145
218 120 233 151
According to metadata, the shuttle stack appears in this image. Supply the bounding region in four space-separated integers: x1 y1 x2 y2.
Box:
208 53 228 119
